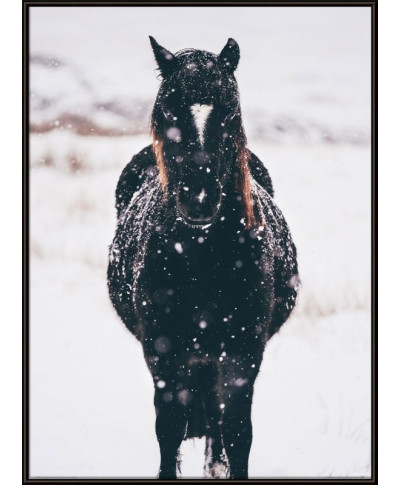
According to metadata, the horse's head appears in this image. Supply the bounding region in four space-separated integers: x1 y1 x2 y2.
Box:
150 37 255 229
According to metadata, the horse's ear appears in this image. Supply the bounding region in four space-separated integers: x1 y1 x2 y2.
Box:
149 36 177 78
218 38 240 73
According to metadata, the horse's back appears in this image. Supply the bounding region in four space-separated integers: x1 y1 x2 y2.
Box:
108 145 160 337
248 150 274 198
256 181 299 337
115 144 156 218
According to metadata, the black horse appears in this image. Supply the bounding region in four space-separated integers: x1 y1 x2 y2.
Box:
108 37 299 479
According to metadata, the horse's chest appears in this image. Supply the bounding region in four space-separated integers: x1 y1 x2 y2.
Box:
133 229 274 357
144 230 263 285
137 229 274 329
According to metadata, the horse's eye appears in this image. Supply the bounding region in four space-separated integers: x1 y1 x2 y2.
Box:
162 106 175 123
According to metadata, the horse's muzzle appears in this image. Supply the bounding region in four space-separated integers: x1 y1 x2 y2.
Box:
176 182 222 227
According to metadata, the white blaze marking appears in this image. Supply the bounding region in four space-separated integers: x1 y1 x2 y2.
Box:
190 103 213 146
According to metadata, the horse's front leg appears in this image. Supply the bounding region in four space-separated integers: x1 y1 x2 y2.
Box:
220 356 260 480
202 366 228 478
222 383 254 479
153 375 187 479
145 350 187 479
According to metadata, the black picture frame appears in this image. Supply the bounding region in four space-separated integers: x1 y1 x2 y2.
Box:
22 1 378 483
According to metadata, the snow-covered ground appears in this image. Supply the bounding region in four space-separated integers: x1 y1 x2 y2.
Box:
29 6 371 479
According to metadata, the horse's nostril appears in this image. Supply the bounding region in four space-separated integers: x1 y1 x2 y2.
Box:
177 178 222 225
177 195 221 225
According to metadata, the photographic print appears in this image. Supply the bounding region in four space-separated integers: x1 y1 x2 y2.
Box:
25 1 376 482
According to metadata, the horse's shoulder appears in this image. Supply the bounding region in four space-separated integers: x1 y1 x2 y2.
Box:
248 150 274 198
115 145 156 216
